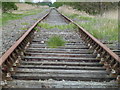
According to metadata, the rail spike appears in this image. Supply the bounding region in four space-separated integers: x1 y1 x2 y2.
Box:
56 8 120 83
0 8 119 87
0 9 52 82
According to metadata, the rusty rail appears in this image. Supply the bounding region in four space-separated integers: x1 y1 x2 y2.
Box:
56 9 120 82
0 8 120 83
0 9 51 81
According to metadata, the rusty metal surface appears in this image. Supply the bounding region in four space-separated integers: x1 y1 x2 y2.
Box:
0 10 51 66
57 9 120 63
0 8 120 87
1 8 119 88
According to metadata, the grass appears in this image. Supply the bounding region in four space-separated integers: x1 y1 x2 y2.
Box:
34 27 40 32
78 17 118 42
37 22 77 30
21 22 29 25
2 13 22 25
64 13 118 42
20 27 27 30
66 14 78 19
47 35 66 48
2 9 43 26
0 17 2 26
38 23 54 29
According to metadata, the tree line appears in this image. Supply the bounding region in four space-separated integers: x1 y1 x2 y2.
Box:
2 2 118 15
2 2 18 13
52 2 118 15
2 2 52 13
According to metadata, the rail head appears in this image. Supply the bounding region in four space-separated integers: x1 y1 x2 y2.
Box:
55 9 120 81
58 10 120 63
0 10 51 66
75 22 120 62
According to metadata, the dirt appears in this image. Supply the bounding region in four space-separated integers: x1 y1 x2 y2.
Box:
58 5 118 20
100 9 118 20
58 5 94 18
12 3 49 14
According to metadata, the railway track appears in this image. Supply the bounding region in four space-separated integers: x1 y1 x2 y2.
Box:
0 8 120 88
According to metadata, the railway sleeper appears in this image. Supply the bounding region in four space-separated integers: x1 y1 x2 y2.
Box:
29 44 89 49
1 8 119 88
25 53 96 58
4 80 118 88
23 56 100 62
18 65 105 70
21 61 104 67
12 73 115 82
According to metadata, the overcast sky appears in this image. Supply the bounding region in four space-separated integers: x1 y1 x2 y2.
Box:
20 0 56 3
33 0 56 3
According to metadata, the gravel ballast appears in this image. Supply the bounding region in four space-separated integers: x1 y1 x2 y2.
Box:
1 8 50 55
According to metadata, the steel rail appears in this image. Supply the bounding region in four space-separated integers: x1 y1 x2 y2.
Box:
0 9 51 72
55 9 120 82
56 9 119 61
60 13 119 62
0 8 120 83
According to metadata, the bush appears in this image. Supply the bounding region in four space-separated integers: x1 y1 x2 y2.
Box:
2 2 18 13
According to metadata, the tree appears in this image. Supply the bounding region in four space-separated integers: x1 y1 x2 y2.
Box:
52 2 118 15
2 2 18 13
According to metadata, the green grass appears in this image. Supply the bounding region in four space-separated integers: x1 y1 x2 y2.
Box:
78 16 94 21
2 9 43 26
78 17 118 42
64 13 118 42
21 22 29 25
66 14 78 19
47 35 66 48
0 17 2 26
37 22 77 30
34 27 40 32
38 23 54 29
20 27 27 30
2 13 22 25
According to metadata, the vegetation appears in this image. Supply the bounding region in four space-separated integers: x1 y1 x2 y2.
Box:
47 35 66 48
20 27 27 30
25 1 52 7
79 18 118 41
38 23 54 29
65 14 118 42
2 9 43 25
34 27 40 32
2 2 18 13
51 2 63 8
37 2 52 7
21 22 29 25
37 22 77 30
52 2 118 15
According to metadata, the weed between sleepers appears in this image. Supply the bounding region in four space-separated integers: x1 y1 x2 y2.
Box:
37 23 77 30
47 35 66 48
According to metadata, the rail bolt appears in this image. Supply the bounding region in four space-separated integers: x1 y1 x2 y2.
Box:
110 69 117 78
100 58 105 64
15 59 20 66
93 50 97 54
89 46 92 49
96 54 100 59
104 63 111 73
117 75 120 84
13 63 17 67
88 44 90 47
10 67 16 74
0 80 7 86
6 73 12 81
